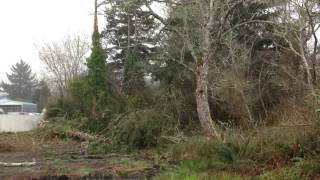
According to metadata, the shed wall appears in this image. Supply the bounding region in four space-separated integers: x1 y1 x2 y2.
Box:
22 104 38 113
0 105 22 113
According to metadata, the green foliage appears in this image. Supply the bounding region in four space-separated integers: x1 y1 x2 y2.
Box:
87 141 114 154
298 158 320 177
45 97 76 119
87 30 107 97
46 76 125 132
152 60 198 130
76 167 94 176
68 77 92 116
127 95 147 110
43 162 72 174
123 50 147 97
1 60 38 100
32 80 50 112
103 0 157 66
168 136 257 164
182 160 226 171
108 109 177 151
86 14 112 120
156 159 246 180
117 170 129 178
256 166 302 180
34 118 75 141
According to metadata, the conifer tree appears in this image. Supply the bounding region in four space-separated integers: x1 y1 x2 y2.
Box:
87 0 107 97
86 0 108 118
1 60 38 100
103 0 157 95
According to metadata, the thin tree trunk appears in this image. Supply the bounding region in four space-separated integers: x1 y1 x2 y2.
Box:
195 60 220 139
305 2 318 85
299 36 315 95
193 0 221 139
146 0 222 139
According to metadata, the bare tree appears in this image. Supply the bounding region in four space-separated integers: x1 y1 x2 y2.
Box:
272 0 320 94
304 0 320 84
37 35 90 96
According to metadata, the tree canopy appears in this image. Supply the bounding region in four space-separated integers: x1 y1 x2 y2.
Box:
1 60 38 101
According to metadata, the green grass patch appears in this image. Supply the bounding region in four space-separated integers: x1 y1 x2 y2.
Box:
255 166 302 180
156 159 247 180
43 162 72 174
108 157 150 167
116 170 130 178
76 167 94 176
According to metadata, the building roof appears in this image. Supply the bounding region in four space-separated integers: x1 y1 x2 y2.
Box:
0 98 37 106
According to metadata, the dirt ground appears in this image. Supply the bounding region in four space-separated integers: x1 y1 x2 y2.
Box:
0 132 159 180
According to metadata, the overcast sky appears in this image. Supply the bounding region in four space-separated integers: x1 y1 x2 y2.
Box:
0 0 99 81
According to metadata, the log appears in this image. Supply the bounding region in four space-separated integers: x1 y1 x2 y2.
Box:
0 159 36 167
67 131 109 142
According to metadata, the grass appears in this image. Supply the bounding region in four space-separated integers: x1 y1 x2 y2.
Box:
43 162 73 174
155 157 320 180
108 157 150 167
154 123 320 179
87 141 115 154
0 132 41 153
1 115 319 179
116 170 130 178
256 166 302 180
156 160 247 180
76 167 94 176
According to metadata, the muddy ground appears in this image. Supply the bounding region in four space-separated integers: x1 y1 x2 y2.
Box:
0 132 162 180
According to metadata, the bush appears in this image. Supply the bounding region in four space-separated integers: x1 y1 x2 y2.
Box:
108 109 177 151
45 97 77 119
34 117 76 141
168 135 257 165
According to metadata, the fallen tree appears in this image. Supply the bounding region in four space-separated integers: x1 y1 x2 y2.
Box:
0 159 36 167
67 131 109 143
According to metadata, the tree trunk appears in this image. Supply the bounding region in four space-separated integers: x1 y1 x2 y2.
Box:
299 35 315 95
193 0 221 139
195 60 220 139
194 0 222 139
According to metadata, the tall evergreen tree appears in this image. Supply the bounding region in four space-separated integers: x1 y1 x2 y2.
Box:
87 0 107 97
86 0 111 119
1 60 38 100
103 0 158 95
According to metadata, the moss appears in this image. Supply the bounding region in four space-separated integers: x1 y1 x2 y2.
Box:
196 57 204 66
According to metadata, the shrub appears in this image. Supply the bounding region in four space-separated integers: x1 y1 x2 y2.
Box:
45 97 77 119
108 109 177 151
167 135 257 165
34 117 75 141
